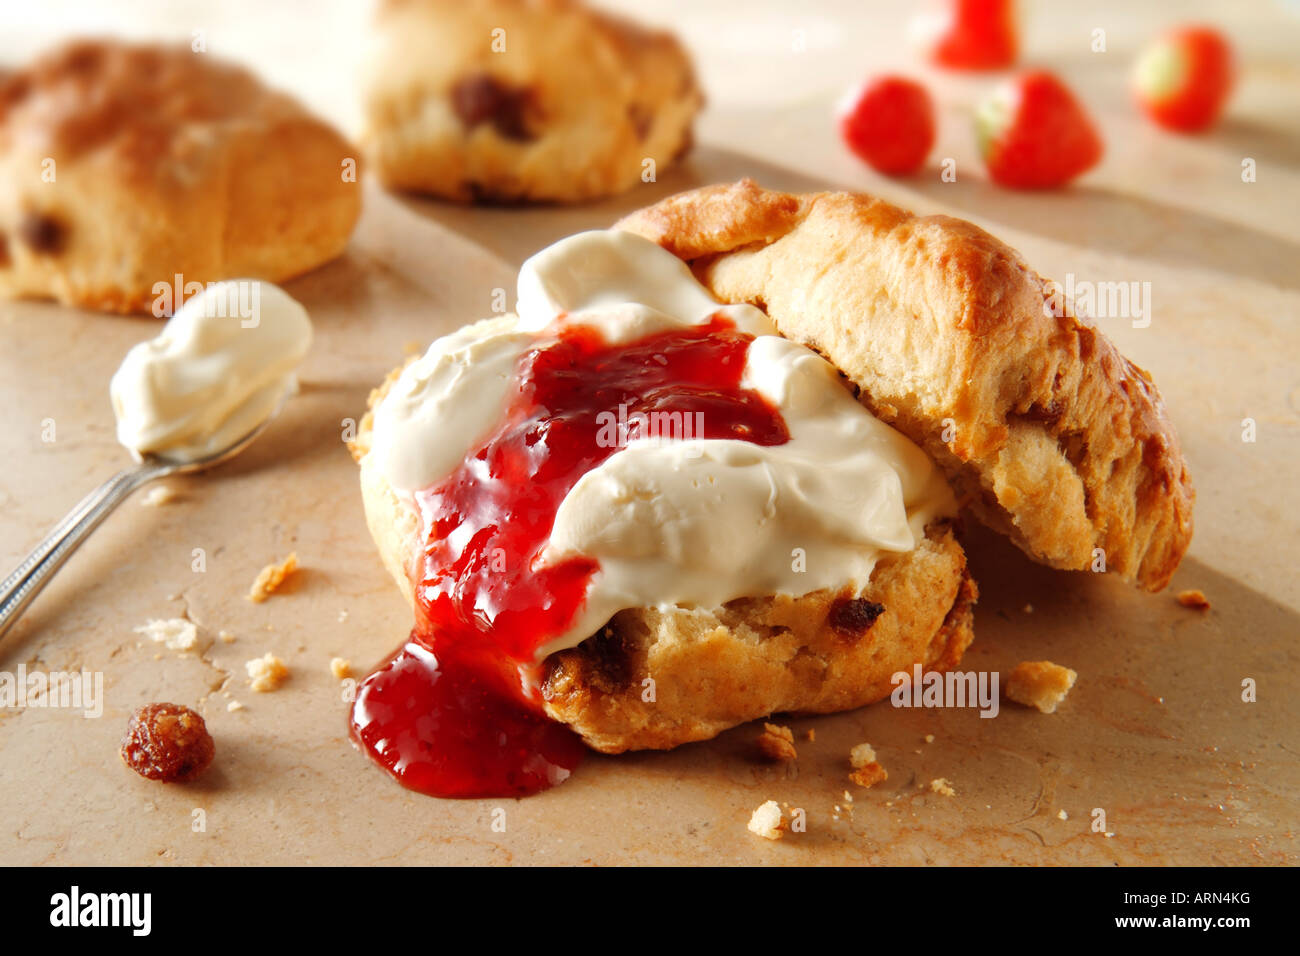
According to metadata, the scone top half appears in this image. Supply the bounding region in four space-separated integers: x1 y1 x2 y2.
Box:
618 180 1195 592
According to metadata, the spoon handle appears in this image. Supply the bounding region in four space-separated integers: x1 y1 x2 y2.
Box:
0 463 168 642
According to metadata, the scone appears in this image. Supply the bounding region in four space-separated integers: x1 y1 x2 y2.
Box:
361 0 701 203
618 180 1195 591
348 228 977 789
352 356 976 755
0 40 361 314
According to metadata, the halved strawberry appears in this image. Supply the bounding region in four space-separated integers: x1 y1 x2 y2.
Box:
976 71 1103 189
838 76 935 176
1134 25 1234 133
931 0 1018 70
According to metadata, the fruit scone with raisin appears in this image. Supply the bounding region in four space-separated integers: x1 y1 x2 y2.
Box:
361 0 701 203
0 39 360 313
346 181 1193 799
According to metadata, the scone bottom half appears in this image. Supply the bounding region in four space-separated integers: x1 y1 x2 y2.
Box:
347 288 978 795
617 179 1195 592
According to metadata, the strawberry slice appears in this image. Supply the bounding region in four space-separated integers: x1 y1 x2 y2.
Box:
838 76 935 176
1134 25 1234 133
931 0 1018 70
976 71 1103 189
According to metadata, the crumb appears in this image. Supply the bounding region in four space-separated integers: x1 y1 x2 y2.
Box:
1023 603 1034 614
227 700 244 712
843 791 853 802
929 777 956 797
1058 809 1068 820
1176 589 1210 611
218 630 236 643
330 657 353 680
120 703 214 782
133 618 199 652
849 742 877 768
747 800 785 840
1006 660 1078 714
805 728 815 742
245 653 289 692
924 734 935 744
247 552 299 603
140 485 177 507
849 762 888 789
338 609 349 623
757 722 798 761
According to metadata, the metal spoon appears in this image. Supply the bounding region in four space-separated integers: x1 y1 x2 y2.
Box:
0 398 287 641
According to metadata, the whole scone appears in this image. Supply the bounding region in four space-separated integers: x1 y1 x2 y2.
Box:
0 39 361 314
361 0 702 203
618 180 1195 591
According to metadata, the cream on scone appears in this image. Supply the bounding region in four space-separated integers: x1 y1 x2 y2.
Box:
349 229 975 762
361 0 702 203
0 40 361 314
618 180 1195 591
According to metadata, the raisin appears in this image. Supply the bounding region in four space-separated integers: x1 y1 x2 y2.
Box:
120 702 214 783
828 597 885 638
17 212 67 255
449 73 537 142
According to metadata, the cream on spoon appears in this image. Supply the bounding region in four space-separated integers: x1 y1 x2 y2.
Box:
0 280 312 639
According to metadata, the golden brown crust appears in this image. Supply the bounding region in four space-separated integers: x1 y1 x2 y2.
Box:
617 180 1195 591
541 526 975 753
354 357 977 753
0 39 361 313
362 0 701 203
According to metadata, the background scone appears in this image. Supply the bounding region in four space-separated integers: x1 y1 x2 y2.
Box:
0 40 361 314
618 180 1195 591
362 0 701 203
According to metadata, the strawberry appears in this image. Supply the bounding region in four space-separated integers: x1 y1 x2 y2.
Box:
1134 25 1234 133
838 76 935 176
976 71 1103 189
931 0 1018 70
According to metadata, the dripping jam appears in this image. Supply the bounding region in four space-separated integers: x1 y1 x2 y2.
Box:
349 315 790 797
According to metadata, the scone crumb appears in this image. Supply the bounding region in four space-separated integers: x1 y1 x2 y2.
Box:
1006 660 1078 714
747 800 786 840
1058 809 1069 820
805 729 816 742
849 742 877 768
140 485 177 507
929 777 956 797
218 630 236 644
227 700 245 712
849 762 888 789
247 552 299 603
134 618 199 652
245 653 289 692
924 734 935 744
757 722 798 761
330 657 353 680
1176 589 1211 611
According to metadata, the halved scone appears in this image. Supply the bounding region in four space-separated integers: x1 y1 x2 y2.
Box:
617 180 1194 591
350 353 976 754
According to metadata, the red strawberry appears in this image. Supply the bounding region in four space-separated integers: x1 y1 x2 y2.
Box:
976 71 1103 189
1134 26 1234 133
931 0 1018 70
839 76 935 175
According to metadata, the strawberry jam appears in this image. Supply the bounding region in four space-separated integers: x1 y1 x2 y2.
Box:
350 316 789 797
